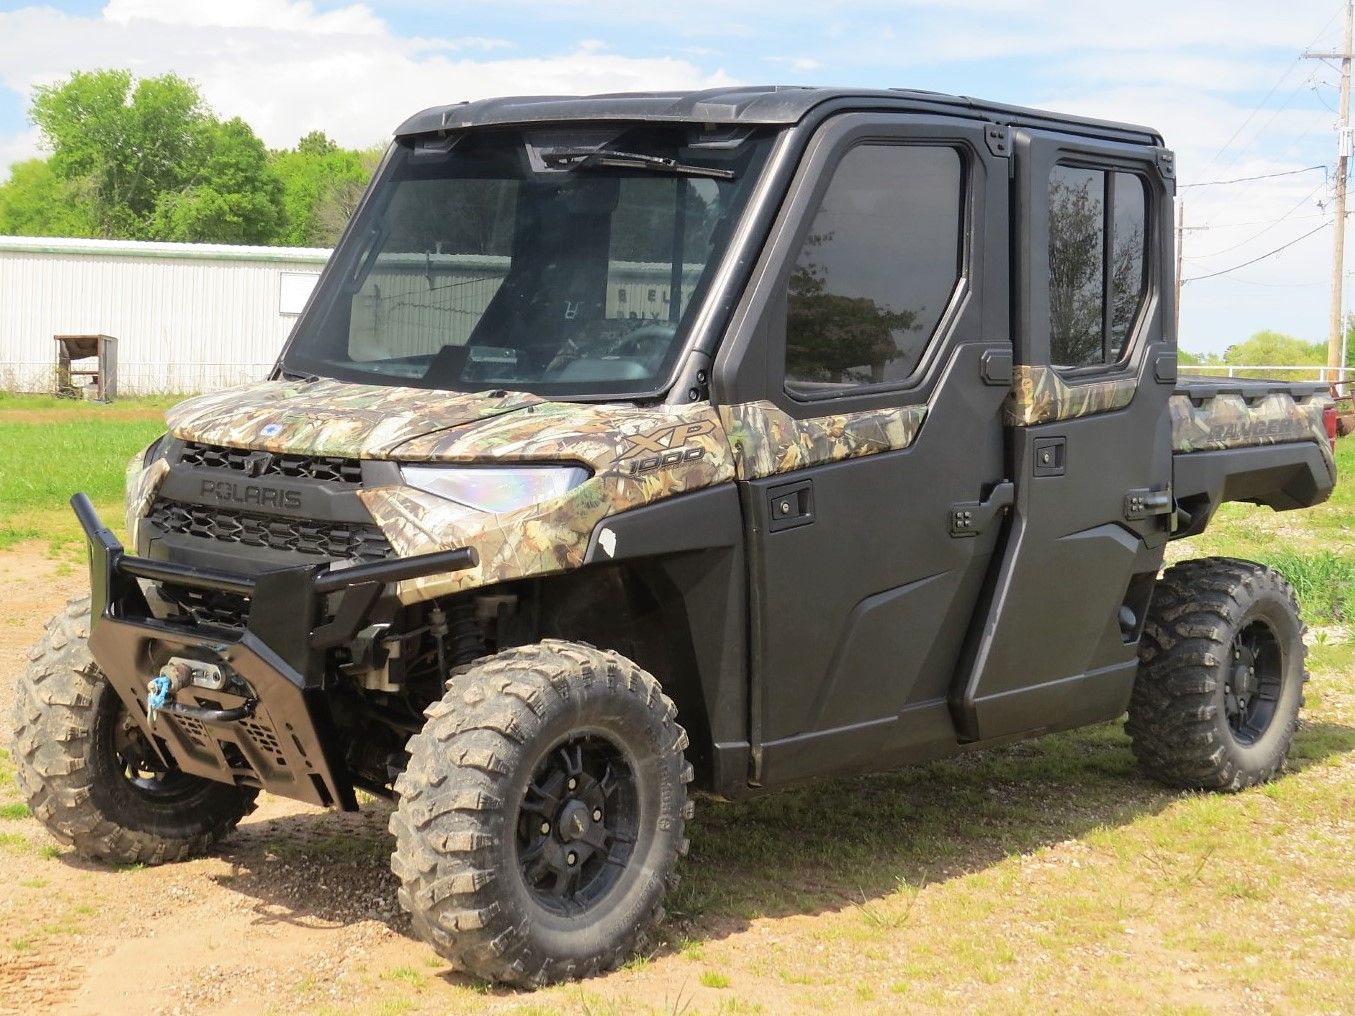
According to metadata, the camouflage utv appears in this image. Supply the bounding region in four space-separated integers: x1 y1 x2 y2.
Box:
12 87 1338 986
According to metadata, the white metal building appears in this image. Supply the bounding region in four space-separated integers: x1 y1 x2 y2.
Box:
0 235 329 394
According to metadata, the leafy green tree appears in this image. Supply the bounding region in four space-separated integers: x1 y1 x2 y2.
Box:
22 68 284 243
271 132 379 247
1222 330 1327 366
0 159 95 236
149 118 283 244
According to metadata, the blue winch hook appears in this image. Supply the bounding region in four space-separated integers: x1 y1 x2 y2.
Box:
146 675 174 723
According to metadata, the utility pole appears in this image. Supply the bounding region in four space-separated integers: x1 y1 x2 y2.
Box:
1306 0 1354 379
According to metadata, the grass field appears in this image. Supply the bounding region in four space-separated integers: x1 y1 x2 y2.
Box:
0 393 174 552
0 396 1351 1014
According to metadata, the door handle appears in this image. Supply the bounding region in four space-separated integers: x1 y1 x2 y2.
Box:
949 481 1014 538
767 479 814 532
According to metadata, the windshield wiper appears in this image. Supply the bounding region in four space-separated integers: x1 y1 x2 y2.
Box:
541 147 735 180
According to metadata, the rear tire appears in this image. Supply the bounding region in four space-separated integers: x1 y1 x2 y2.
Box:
9 597 258 864
1127 558 1307 792
390 640 692 987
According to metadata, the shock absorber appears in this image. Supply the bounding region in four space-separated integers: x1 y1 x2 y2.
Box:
445 599 483 668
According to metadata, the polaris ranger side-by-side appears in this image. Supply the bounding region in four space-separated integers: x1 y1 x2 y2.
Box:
12 87 1339 986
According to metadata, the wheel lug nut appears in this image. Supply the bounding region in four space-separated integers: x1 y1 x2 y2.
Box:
566 851 577 866
592 808 602 822
540 821 550 835
567 778 577 790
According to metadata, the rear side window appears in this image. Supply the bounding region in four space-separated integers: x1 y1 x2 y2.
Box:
783 144 964 396
1047 165 1149 368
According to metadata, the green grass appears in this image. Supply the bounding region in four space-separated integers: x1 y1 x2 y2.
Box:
0 396 170 549
1254 549 1355 623
0 803 30 820
0 392 184 411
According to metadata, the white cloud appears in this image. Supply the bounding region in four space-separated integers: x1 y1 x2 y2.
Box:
0 126 42 168
102 0 388 35
0 4 736 162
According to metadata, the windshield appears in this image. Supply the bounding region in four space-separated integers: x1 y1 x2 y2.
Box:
281 126 775 397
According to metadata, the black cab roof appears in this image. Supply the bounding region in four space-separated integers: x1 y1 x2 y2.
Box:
394 85 1163 148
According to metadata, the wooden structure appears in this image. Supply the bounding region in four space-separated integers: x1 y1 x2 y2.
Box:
55 334 118 401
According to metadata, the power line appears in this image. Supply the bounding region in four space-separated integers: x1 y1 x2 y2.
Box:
1180 165 1327 188
1181 220 1331 282
1204 3 1344 169
1186 179 1330 257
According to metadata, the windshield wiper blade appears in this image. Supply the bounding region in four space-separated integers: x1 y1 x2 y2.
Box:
542 147 735 180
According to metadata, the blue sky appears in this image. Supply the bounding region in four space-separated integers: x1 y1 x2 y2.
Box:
1 0 1352 356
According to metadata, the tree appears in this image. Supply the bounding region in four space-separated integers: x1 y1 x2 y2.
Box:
24 68 284 243
270 133 379 247
0 159 95 237
149 118 283 244
1222 330 1327 366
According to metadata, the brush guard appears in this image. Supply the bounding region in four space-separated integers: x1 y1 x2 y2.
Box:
71 493 478 810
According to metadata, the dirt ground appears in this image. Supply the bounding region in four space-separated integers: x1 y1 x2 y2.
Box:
1 542 1353 1016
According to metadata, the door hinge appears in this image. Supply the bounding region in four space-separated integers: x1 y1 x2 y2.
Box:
950 481 1014 537
1124 486 1172 521
984 123 1012 158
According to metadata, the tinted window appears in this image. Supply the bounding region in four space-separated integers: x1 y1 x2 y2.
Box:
284 127 774 397
784 144 963 395
1048 165 1148 368
1110 173 1148 354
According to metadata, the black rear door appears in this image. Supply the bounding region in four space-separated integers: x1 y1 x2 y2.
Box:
951 128 1177 741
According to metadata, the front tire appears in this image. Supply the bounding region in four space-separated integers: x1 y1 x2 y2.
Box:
390 640 692 987
1127 558 1307 792
9 597 258 864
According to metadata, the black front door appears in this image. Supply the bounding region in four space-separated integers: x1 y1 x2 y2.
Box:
713 112 1012 787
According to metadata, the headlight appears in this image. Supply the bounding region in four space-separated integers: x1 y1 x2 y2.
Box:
400 465 591 514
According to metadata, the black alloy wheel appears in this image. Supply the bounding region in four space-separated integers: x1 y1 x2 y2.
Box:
1223 619 1284 746
515 733 640 915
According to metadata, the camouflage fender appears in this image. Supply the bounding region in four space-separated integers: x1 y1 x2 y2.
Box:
1004 365 1136 426
1170 391 1335 470
359 401 735 602
125 451 168 546
717 400 928 480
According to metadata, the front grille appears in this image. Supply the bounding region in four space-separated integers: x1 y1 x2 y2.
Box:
158 583 251 629
180 441 363 485
149 499 392 563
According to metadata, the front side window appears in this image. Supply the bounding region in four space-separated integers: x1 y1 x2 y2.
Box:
283 127 774 396
1048 164 1149 368
783 144 964 397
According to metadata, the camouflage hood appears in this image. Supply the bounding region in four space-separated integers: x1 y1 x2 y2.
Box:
165 378 546 458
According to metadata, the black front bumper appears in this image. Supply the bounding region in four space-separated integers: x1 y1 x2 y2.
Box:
74 493 477 810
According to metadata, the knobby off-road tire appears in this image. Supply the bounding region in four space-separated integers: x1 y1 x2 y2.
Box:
390 640 692 987
1127 558 1307 792
9 597 257 864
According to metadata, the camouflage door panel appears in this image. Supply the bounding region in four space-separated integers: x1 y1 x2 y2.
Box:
717 400 928 480
1003 365 1136 426
1170 391 1335 470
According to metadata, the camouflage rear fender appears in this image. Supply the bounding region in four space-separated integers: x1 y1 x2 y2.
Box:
1170 390 1336 473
